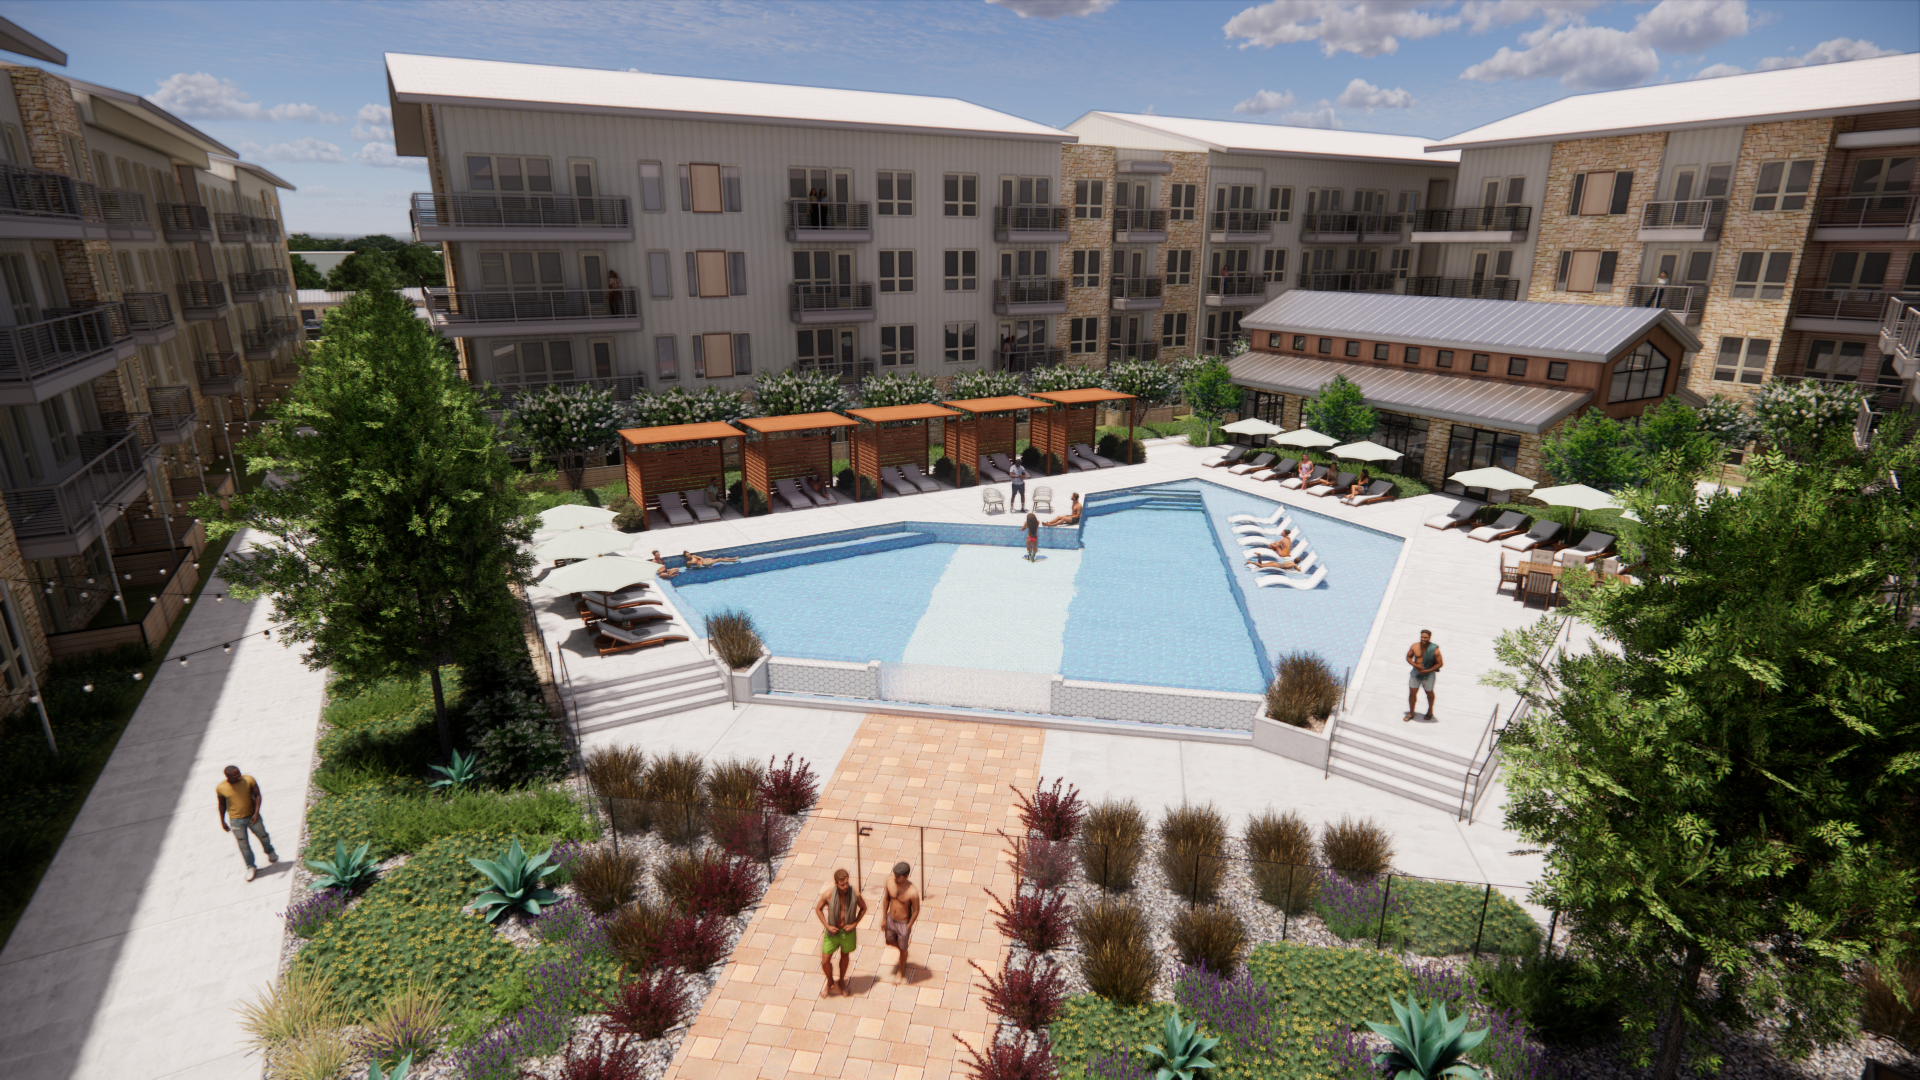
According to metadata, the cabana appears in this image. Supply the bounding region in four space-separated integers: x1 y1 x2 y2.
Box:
941 395 1050 486
1029 388 1139 473
739 412 860 514
846 403 961 500
619 422 746 530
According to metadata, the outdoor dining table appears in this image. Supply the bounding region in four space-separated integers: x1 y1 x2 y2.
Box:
1511 557 1630 607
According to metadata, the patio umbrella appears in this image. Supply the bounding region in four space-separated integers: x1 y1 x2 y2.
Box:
1222 417 1283 436
1446 466 1537 492
1530 483 1623 529
540 554 655 594
538 504 619 531
1272 426 1337 449
1329 440 1404 464
533 528 630 563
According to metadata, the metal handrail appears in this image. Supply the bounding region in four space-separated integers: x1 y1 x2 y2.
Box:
410 191 632 229
0 163 83 221
1626 283 1707 320
994 205 1069 232
993 277 1066 304
1300 271 1397 293
1882 294 1920 364
1110 276 1163 300
996 346 1062 373
1407 276 1521 301
156 202 211 234
1816 192 1918 228
196 351 243 388
1640 199 1726 230
147 385 196 434
88 186 151 229
1796 287 1912 322
1205 275 1266 298
788 282 874 313
230 268 291 295
178 279 228 310
122 292 174 329
0 307 124 385
1106 342 1159 364
1210 209 1276 233
1112 208 1167 233
1415 205 1532 233
2 428 144 541
785 200 870 232
1300 211 1363 234
426 286 642 325
1359 213 1407 235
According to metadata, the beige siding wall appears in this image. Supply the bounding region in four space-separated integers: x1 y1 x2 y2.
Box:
1433 142 1553 290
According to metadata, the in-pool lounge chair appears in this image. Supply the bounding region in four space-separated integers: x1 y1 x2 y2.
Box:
1501 520 1564 552
1073 443 1117 468
1424 500 1486 531
1228 505 1289 526
1308 471 1356 498
1559 531 1615 563
1232 515 1293 535
977 455 1011 483
773 478 816 510
676 489 722 522
880 466 919 497
1227 453 1275 476
657 492 695 526
1205 446 1249 469
1343 480 1394 506
580 598 673 630
1256 564 1327 590
905 463 941 492
595 621 690 657
1280 464 1328 489
1467 511 1528 543
1248 456 1298 482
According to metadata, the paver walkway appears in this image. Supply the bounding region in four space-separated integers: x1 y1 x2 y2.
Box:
671 714 1042 1080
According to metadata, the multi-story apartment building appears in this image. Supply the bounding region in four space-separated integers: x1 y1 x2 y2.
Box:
1424 53 1920 410
1059 113 1459 364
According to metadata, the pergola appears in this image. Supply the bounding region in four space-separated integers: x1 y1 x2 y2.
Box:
941 395 1050 486
1029 388 1139 473
846 403 961 500
619 421 745 531
739 412 859 514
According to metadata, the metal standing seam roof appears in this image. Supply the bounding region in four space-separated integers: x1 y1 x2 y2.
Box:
942 396 1052 414
1030 389 1136 405
1241 291 1701 362
738 412 859 434
620 422 745 445
1229 352 1592 435
845 404 960 424
1071 112 1460 165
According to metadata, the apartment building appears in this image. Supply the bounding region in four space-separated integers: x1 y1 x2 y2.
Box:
1059 113 1460 365
1424 53 1920 410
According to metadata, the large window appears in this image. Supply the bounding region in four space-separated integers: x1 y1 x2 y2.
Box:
1850 156 1915 197
1068 317 1099 355
879 250 915 293
1568 170 1633 216
685 250 746 298
1268 186 1293 221
1166 249 1192 286
1732 251 1793 299
1751 159 1814 211
1169 183 1196 221
876 171 913 216
680 163 741 213
1261 249 1286 283
797 328 853 371
466 155 551 194
1804 339 1882 382
1373 413 1429 471
1608 341 1671 403
944 322 977 364
691 332 749 378
1161 312 1188 348
491 339 575 385
1713 336 1770 384
479 250 563 291
943 174 977 218
1073 179 1104 219
880 324 916 366
1445 427 1522 501
943 250 978 292
1071 250 1102 288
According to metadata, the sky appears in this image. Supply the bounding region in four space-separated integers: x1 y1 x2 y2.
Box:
4 0 1914 237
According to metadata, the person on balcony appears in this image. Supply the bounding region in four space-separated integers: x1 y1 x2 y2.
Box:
606 270 623 315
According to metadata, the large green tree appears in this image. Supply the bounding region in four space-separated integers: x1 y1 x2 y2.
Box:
204 288 535 754
512 383 627 490
1539 407 1640 490
290 253 326 290
1302 373 1376 444
1181 356 1240 448
1487 419 1920 1079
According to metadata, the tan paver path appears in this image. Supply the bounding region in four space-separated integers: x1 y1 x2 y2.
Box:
671 714 1044 1080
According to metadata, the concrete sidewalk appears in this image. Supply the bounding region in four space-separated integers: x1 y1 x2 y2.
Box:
0 531 329 1080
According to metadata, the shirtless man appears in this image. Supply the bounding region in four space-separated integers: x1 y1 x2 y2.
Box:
648 550 683 578
1247 532 1299 571
814 868 867 996
883 861 921 979
1041 493 1081 528
681 550 740 569
1405 629 1443 722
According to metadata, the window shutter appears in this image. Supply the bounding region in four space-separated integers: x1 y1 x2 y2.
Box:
648 251 673 298
1595 251 1618 292
690 334 704 378
686 252 698 294
679 164 691 211
727 252 747 296
696 251 729 298
702 332 735 378
720 166 741 212
732 334 751 374
1567 173 1585 215
690 164 723 213
1608 172 1633 215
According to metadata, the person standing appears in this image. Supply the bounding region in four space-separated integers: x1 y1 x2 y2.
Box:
815 868 866 996
1024 511 1040 561
215 765 277 881
1007 458 1028 511
605 269 623 316
883 861 921 980
1405 630 1443 722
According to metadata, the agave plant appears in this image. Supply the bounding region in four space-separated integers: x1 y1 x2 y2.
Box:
469 838 558 923
427 749 479 793
1144 1005 1219 1080
1366 992 1489 1080
368 1054 413 1080
305 839 379 892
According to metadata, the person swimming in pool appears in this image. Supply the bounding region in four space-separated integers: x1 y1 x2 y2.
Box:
682 550 740 569
649 550 684 578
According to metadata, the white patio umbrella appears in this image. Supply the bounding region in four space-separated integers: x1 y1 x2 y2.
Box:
1272 426 1337 449
1528 484 1622 513
540 554 656 594
538 504 619 531
1328 440 1404 464
533 528 630 563
1446 466 1537 492
1222 417 1283 437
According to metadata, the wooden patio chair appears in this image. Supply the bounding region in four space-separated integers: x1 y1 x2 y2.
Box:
595 621 690 656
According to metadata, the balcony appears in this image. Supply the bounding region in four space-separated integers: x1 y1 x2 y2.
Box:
1880 295 1920 381
0 163 86 238
788 282 875 324
1300 271 1398 294
1625 283 1707 325
178 279 230 321
1110 276 1164 311
785 200 872 243
1106 341 1159 365
410 192 634 242
215 212 281 244
1409 205 1532 244
2 428 149 559
196 351 245 396
1299 211 1362 243
1406 276 1521 301
1203 275 1268 309
794 357 874 383
994 205 1070 243
1792 287 1918 333
243 317 299 361
83 185 153 241
146 385 197 445
1638 199 1727 242
423 287 643 338
230 267 291 302
121 292 177 345
1209 210 1276 243
157 202 213 243
1360 213 1409 241
1111 208 1167 244
1813 194 1919 242
0 307 135 405
993 277 1067 315
996 346 1063 374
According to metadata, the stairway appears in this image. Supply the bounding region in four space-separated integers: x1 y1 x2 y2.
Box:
1325 722 1476 814
567 653 730 734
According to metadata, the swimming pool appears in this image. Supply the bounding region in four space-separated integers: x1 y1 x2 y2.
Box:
661 479 1404 696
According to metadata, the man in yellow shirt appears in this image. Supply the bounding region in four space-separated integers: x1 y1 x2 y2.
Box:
215 765 277 881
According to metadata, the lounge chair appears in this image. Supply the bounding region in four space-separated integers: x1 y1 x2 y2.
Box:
1561 531 1615 563
982 486 1005 513
1342 480 1394 506
1205 446 1249 469
1073 443 1117 468
1280 464 1328 490
1232 517 1293 535
773 478 815 511
1501 520 1564 552
1251 548 1317 573
1467 511 1528 543
1256 565 1327 590
1032 486 1053 513
1238 527 1302 546
1228 453 1275 476
1308 472 1356 498
977 455 1011 483
1248 456 1298 482
880 466 918 497
595 621 691 657
657 492 695 526
581 598 673 629
989 452 1020 476
1424 500 1486 531
1228 505 1289 526
583 586 653 608
677 489 721 522
904 463 941 492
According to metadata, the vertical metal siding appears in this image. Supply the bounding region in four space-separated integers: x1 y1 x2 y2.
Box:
1654 125 1746 196
1437 143 1554 295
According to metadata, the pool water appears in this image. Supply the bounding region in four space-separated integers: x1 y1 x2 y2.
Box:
663 479 1403 695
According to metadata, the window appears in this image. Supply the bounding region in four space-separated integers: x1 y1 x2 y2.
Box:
1073 179 1104 219
943 174 977 217
797 328 853 371
1261 249 1286 283
1713 336 1770 384
1507 357 1528 377
1388 248 1411 279
1751 160 1814 211
654 336 679 381
1732 251 1793 299
880 325 916 366
479 250 564 291
1850 156 1915 196
1568 170 1633 215
1291 335 1306 351
1068 317 1099 354
465 155 553 194
1318 337 1332 354
1827 250 1891 290
879 250 914 293
1162 312 1188 348
944 250 978 292
1169 183 1196 221
1555 250 1619 293
945 322 978 363
1444 427 1522 498
646 250 673 298
1608 341 1671 402
1344 340 1361 358
589 339 616 379
1436 349 1454 368
1404 347 1421 365
1269 186 1293 221
1471 352 1490 372
1003 175 1051 207
877 171 913 216
40 398 75 462
690 332 748 378
638 161 664 212
1373 343 1390 361
490 340 575 386
1167 249 1193 286
1373 412 1429 464
1071 250 1102 288
1805 339 1876 381
1547 361 1568 381
1906 251 1920 291
685 251 744 298
1214 184 1257 216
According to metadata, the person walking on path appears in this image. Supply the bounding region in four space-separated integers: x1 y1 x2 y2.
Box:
1007 458 1028 511
1024 512 1040 561
215 765 277 881
815 868 866 996
883 861 921 980
1405 630 1443 722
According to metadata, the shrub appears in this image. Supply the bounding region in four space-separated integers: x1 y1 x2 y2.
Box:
1314 870 1404 943
610 495 647 532
1168 905 1247 977
658 912 732 972
933 455 955 481
296 892 521 1020
363 785 594 855
714 806 795 863
1246 941 1409 1030
857 370 944 407
956 1031 1057 1080
644 751 706 844
1467 951 1618 1046
1395 878 1540 957
972 954 1069 1031
761 753 819 814
283 887 351 937
1158 804 1227 903
704 610 764 670
1265 652 1342 729
1173 963 1283 1058
655 849 762 917
1095 433 1146 465
598 968 690 1040
234 968 343 1054
1468 1006 1554 1080
753 368 849 416
305 838 380 892
1318 815 1394 877
572 847 644 915
1018 836 1077 890
466 691 569 787
469 838 558 923
1080 799 1146 893
1014 778 1085 841
1243 809 1316 913
280 1027 356 1080
951 369 1022 400
1861 955 1920 1047
606 901 672 972
362 979 448 1064
531 895 609 955
705 758 765 809
552 1029 646 1080
1020 444 1045 471
1074 897 1156 1006
988 886 1073 953
584 746 645 801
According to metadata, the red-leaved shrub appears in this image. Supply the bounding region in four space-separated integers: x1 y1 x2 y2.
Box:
986 886 1072 954
955 1031 1057 1080
761 753 819 814
971 955 1068 1031
658 912 732 972
714 806 795 863
1018 836 1076 890
1013 779 1085 841
550 1029 644 1080
597 968 691 1040
655 850 763 917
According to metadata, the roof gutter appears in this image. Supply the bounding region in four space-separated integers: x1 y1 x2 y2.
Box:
1428 99 1919 152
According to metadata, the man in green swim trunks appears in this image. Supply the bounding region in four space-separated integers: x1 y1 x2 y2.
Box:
814 868 867 996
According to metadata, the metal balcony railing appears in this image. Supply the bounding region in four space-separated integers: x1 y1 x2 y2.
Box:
0 307 126 387
178 279 228 312
997 346 1063 374
794 357 874 382
2 429 144 544
1210 209 1276 234
785 200 871 232
1301 272 1398 293
1883 294 1920 369
1816 192 1918 229
994 205 1069 233
425 287 642 327
410 192 632 230
1627 283 1707 321
147 385 196 438
1106 341 1159 364
156 202 211 238
0 163 84 223
214 212 281 242
1640 199 1727 230
196 351 244 393
122 291 175 331
1415 206 1533 233
1796 288 1911 322
230 267 291 297
993 278 1067 305
243 318 297 354
1406 276 1521 301
1205 275 1267 298
788 282 875 314
1300 211 1363 234
1203 331 1250 356
1359 213 1408 235
1112 208 1168 233
91 416 155 459
1110 276 1164 300
85 186 151 231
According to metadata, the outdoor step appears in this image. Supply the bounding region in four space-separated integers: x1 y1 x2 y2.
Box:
564 653 713 693
1335 733 1472 786
576 687 731 733
574 671 726 721
570 664 718 709
1325 758 1462 815
1336 722 1477 768
1336 726 1476 776
1328 742 1463 798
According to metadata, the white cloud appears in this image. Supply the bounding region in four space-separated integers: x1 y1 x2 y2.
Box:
1691 62 1746 80
354 142 426 170
238 137 350 164
1455 0 1599 34
1334 77 1414 110
1232 88 1297 115
1631 0 1748 55
1280 106 1343 129
1223 0 1458 58
350 103 393 143
150 73 341 123
1756 36 1901 70
1461 24 1659 88
983 0 1116 18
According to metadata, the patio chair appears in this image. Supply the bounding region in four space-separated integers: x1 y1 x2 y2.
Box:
1342 480 1394 506
1227 453 1275 476
1280 464 1328 490
1248 456 1298 482
676 489 722 522
1032 486 1053 513
595 621 691 657
880 466 918 497
982 486 1005 513
977 455 1011 483
1520 568 1558 609
582 586 654 609
1308 472 1356 498
1424 500 1486 531
1072 443 1117 468
657 491 695 526
1228 505 1290 526
1498 553 1526 598
1501 520 1565 552
1204 446 1249 469
905 463 941 492
1467 511 1528 543
581 598 673 630
773 478 815 511
1561 531 1615 563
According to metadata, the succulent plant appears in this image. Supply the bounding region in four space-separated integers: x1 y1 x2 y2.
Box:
304 839 379 892
468 838 558 923
427 748 479 793
1366 991 1489 1080
367 1052 413 1079
1144 1005 1219 1080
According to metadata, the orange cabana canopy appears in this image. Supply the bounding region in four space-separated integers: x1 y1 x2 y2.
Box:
1029 388 1139 472
738 412 858 514
618 422 746 530
846 403 961 500
940 396 1049 486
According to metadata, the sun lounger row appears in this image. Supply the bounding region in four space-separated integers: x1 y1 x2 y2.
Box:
1230 507 1327 589
774 476 839 511
595 620 691 656
654 489 722 526
881 464 940 496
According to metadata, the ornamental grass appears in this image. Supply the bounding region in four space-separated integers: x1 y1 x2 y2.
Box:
1079 799 1146 893
1158 803 1228 904
1244 809 1316 914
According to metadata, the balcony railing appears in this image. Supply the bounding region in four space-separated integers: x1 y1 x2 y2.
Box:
243 317 298 357
1107 342 1159 364
1205 275 1267 299
1776 372 1911 418
785 200 871 233
196 351 245 395
215 211 280 243
1414 206 1532 234
994 205 1069 233
993 277 1067 305
1815 193 1918 229
1210 210 1276 235
1882 294 1920 373
85 186 151 233
157 202 212 240
410 192 633 231
1795 287 1911 322
0 163 83 223
178 279 228 316
425 287 642 328
1406 276 1521 301
0 307 127 389
1359 213 1408 236
996 346 1063 374
1301 272 1398 293
1112 208 1167 235
2 429 145 546
122 292 175 332
1640 199 1726 231
795 357 874 382
230 267 291 299
147 385 197 442
1110 276 1164 301
1300 211 1363 235
1626 283 1707 322
788 282 875 315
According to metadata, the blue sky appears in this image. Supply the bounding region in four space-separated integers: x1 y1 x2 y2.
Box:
5 0 1913 236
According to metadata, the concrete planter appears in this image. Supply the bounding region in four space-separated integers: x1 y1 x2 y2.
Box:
1252 710 1335 769
727 653 770 702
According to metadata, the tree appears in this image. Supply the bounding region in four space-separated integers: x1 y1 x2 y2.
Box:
950 369 1022 400
1026 364 1105 394
751 369 848 416
1101 360 1180 408
856 371 943 407
325 247 402 292
290 253 326 290
1302 373 1376 444
1486 420 1920 1080
1746 379 1870 459
1181 356 1240 448
1540 408 1639 490
512 383 627 490
202 288 536 756
628 386 752 427
389 243 445 288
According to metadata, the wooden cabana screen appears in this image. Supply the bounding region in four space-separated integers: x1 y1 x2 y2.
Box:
619 422 746 530
1029 388 1139 474
942 396 1049 486
847 404 960 500
739 412 859 514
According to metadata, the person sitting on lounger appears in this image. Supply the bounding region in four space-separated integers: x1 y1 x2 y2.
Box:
1293 459 1315 484
808 472 837 503
649 549 684 578
1348 471 1371 499
681 550 740 569
1247 533 1299 571
1041 493 1081 527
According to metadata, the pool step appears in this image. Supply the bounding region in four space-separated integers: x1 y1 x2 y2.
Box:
568 655 731 733
1325 722 1474 813
690 531 931 580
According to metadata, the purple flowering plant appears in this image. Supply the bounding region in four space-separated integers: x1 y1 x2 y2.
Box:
282 887 350 937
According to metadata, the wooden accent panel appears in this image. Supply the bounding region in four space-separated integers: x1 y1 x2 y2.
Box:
743 431 831 511
851 421 933 499
944 414 1017 485
627 441 727 529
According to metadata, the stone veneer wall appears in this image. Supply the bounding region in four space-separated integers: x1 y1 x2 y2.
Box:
0 503 52 678
1061 143 1113 368
1527 133 1670 307
1160 151 1209 361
